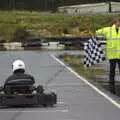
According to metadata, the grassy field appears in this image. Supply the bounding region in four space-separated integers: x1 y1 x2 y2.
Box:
0 10 120 41
61 54 106 79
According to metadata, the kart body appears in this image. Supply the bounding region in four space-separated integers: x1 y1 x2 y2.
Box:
0 79 57 107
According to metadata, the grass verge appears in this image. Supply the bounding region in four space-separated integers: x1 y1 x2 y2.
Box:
60 54 106 80
0 10 120 41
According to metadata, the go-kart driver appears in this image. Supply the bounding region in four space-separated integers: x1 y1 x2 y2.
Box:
4 59 35 89
0 60 56 107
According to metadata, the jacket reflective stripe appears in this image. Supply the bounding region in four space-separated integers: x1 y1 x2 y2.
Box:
107 49 120 52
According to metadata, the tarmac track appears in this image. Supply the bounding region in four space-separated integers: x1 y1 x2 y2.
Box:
0 51 120 120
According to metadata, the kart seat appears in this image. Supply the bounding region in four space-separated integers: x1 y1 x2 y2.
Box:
5 79 34 94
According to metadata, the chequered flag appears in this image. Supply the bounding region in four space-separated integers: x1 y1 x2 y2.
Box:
84 37 105 67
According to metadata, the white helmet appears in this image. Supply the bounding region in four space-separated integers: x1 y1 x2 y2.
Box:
12 59 25 72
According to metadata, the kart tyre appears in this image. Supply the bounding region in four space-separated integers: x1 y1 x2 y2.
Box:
41 92 57 107
51 92 57 105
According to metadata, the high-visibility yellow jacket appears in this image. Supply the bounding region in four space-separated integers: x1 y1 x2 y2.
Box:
96 24 120 60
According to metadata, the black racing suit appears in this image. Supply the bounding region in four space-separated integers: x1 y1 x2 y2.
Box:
4 69 35 90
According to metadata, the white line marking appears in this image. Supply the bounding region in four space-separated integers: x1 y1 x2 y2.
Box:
0 109 68 113
51 54 120 109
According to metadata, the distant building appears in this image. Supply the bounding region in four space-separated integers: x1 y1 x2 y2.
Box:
58 2 120 14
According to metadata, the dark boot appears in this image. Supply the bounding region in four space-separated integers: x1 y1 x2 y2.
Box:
109 82 116 94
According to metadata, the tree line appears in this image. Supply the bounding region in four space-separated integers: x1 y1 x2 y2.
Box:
0 0 119 11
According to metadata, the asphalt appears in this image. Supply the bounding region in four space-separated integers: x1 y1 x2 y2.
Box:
0 51 120 120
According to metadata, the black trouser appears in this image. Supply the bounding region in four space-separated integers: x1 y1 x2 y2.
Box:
109 59 120 93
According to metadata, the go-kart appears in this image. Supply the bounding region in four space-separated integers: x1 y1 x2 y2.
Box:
0 79 57 107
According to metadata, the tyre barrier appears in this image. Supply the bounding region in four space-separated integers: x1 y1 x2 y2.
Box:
0 42 63 51
0 42 43 51
3 42 24 51
0 43 7 51
0 36 106 51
